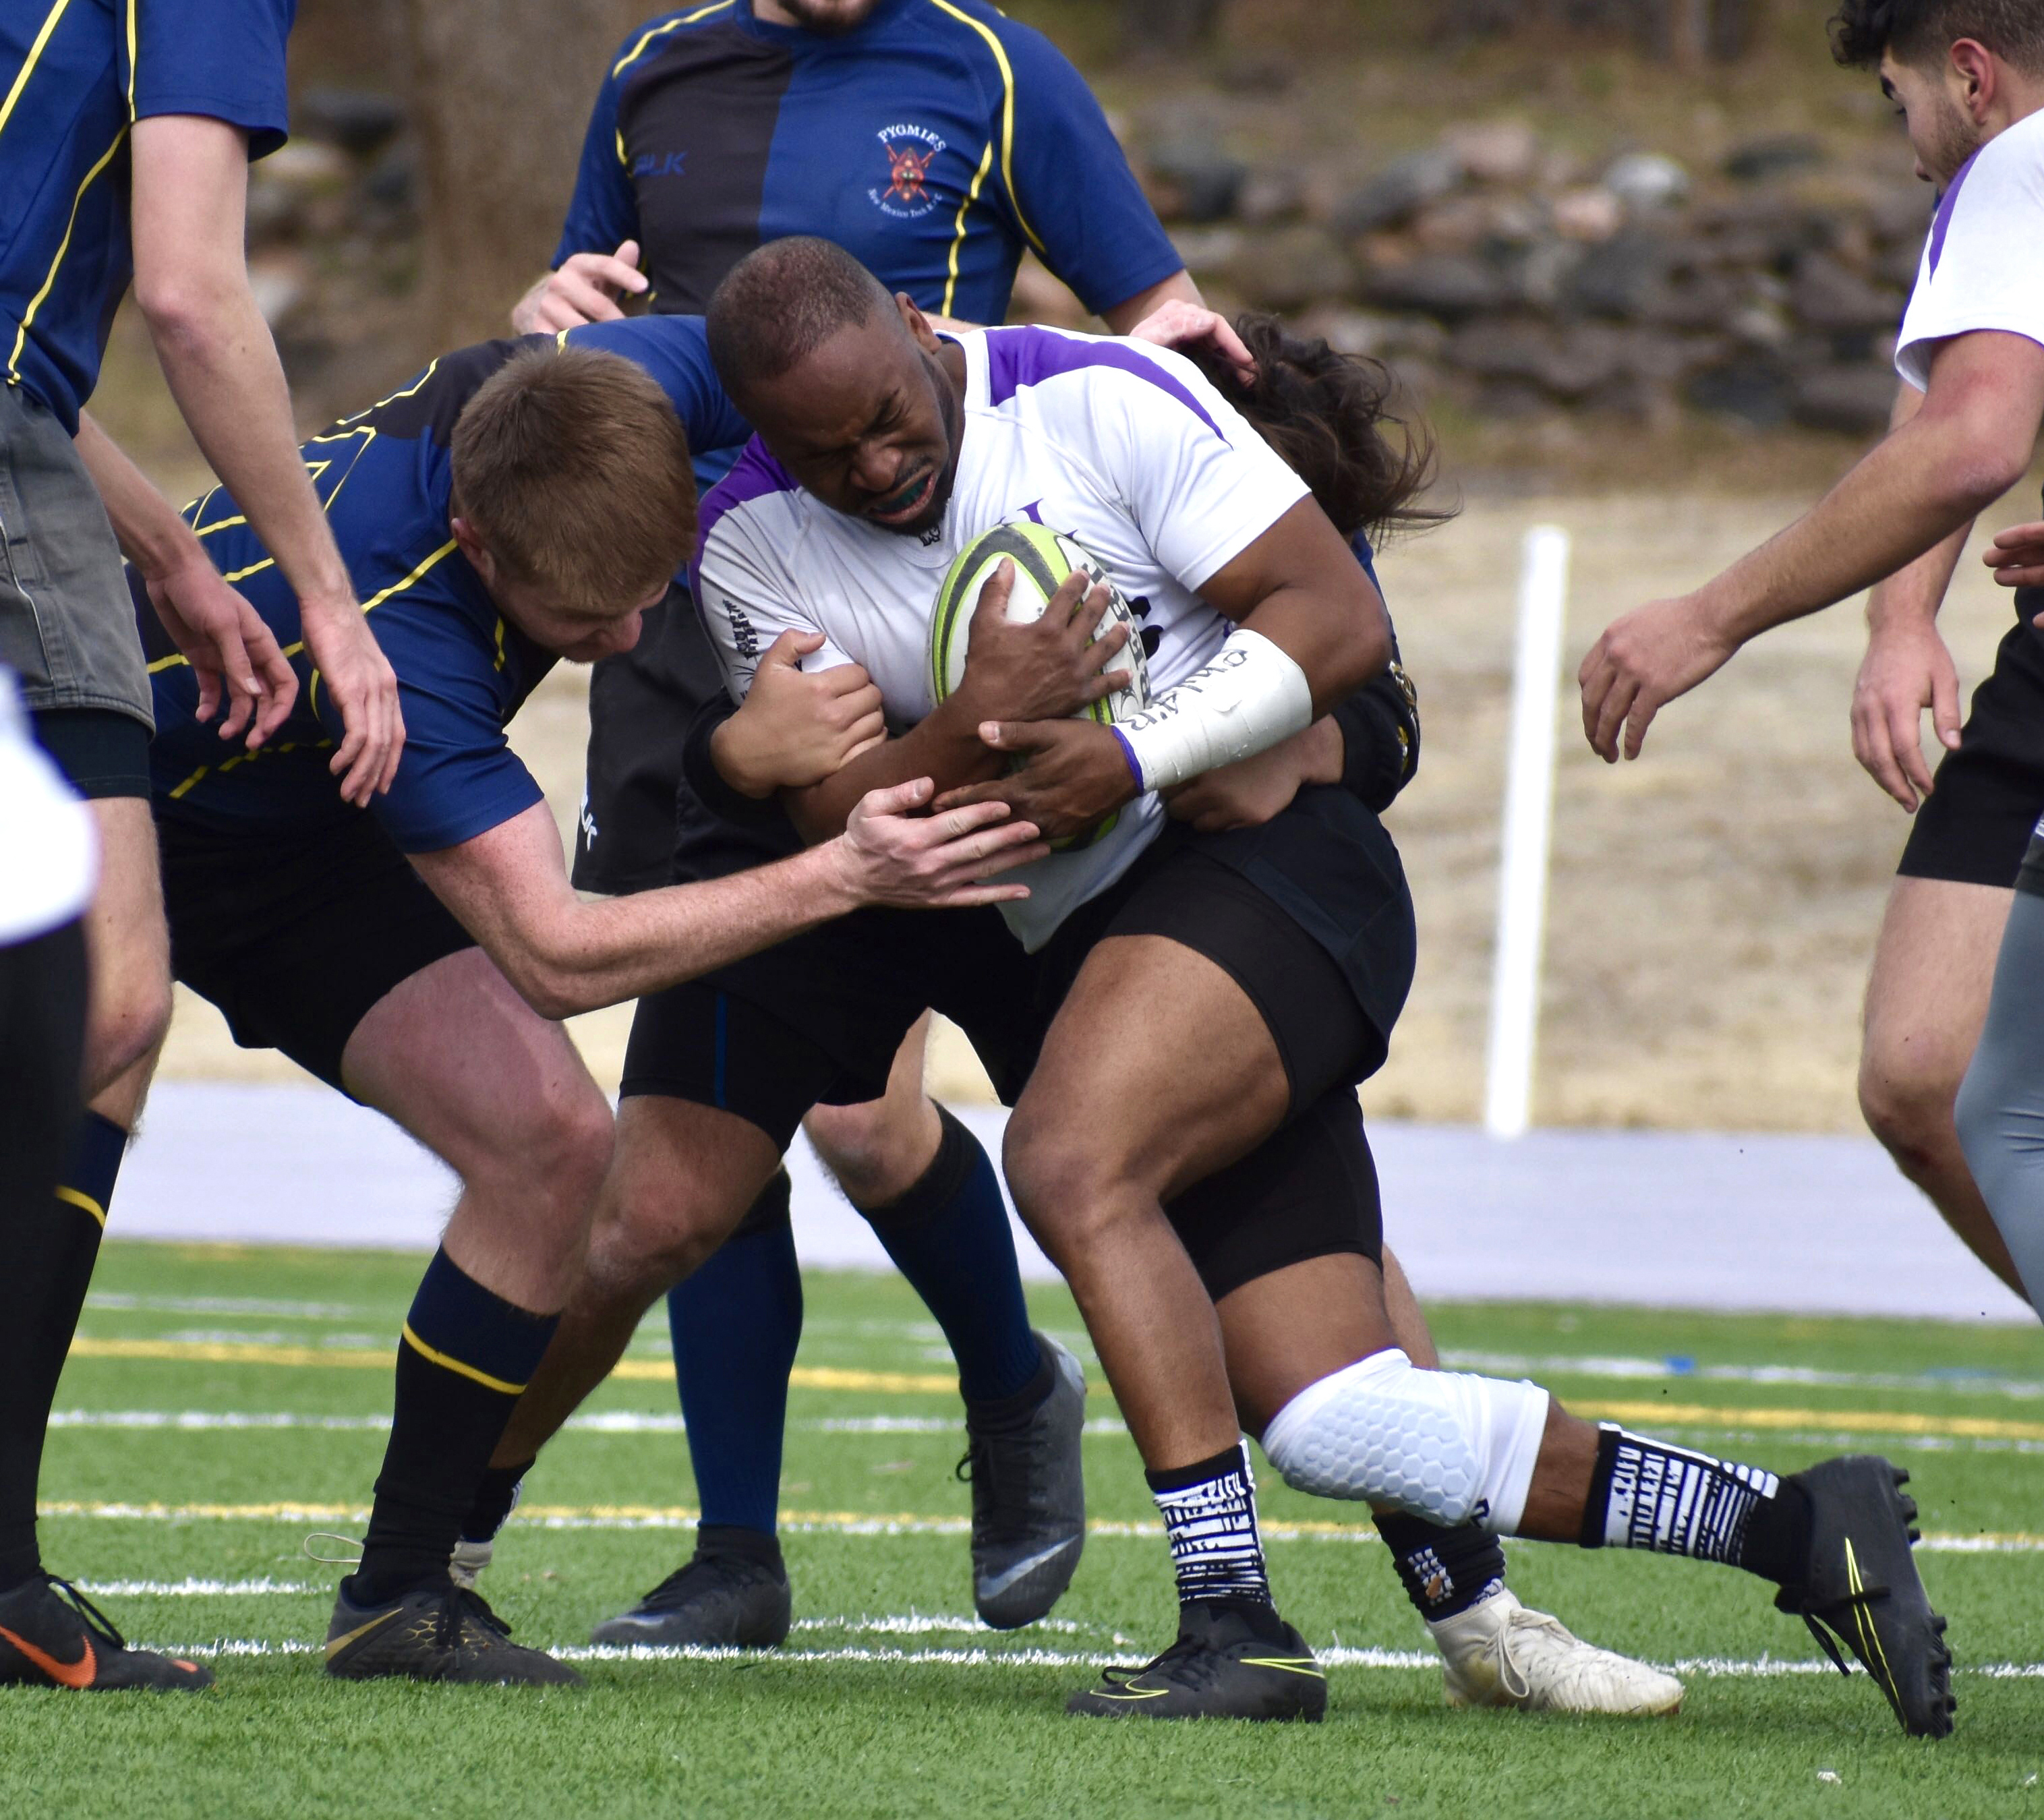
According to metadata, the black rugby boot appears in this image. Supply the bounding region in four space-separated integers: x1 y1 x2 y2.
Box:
0 1575 212 1691
1774 1456 1954 1738
589 1537 792 1649
962 1333 1086 1628
325 1577 581 1685
1066 1602 1326 1721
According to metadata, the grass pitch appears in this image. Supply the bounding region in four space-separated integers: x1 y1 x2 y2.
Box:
8 1240 2044 1817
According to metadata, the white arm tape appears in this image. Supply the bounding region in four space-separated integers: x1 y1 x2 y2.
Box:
1111 626 1314 794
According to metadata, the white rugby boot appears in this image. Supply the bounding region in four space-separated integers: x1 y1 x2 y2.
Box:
1428 1589 1685 1716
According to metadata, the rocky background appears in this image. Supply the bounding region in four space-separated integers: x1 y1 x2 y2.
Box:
105 0 1930 488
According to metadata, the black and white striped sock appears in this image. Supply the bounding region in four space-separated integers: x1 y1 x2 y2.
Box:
1581 1423 1802 1581
1147 1441 1272 1608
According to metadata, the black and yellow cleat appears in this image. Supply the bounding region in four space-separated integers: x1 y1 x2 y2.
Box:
0 1575 212 1692
1066 1602 1326 1721
1775 1456 1954 1738
325 1577 582 1686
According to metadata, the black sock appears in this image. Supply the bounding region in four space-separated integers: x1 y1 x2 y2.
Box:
863 1109 1043 1405
963 1346 1053 1435
350 1250 558 1608
1147 1441 1273 1614
695 1523 784 1571
459 1459 533 1546
1373 1513 1507 1622
1579 1423 1809 1584
0 1112 121 1593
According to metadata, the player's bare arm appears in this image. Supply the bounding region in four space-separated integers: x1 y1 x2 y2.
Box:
410 786 1043 1019
1579 326 2044 763
773 560 1130 842
511 239 649 335
1852 378 1974 811
71 412 297 748
942 496 1392 842
129 113 403 804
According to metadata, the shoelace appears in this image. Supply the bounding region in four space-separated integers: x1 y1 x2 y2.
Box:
434 1586 513 1651
46 1577 128 1655
1777 1579 1893 1680
1095 1633 1212 1695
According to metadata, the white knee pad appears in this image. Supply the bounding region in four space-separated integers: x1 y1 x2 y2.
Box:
1260 1349 1550 1534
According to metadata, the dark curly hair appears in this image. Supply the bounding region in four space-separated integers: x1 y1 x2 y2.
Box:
1185 314 1451 548
1830 0 2044 71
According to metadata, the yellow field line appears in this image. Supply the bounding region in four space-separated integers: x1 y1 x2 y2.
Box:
67 1339 2044 1444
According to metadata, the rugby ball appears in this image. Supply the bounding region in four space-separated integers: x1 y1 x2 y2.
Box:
927 521 1151 848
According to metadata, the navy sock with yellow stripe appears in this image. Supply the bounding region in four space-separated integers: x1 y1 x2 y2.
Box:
350 1249 558 1607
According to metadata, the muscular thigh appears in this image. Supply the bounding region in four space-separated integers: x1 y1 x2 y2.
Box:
1218 1253 1393 1438
341 947 606 1180
1863 876 2012 1092
1017 934 1291 1199
603 1093 785 1272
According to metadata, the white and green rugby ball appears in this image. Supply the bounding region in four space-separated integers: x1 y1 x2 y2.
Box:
927 521 1151 848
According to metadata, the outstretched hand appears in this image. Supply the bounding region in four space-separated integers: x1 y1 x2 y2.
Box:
1125 299 1256 387
1577 596 1736 762
145 559 299 748
834 776 1047 909
932 718 1137 846
298 597 405 805
950 558 1130 726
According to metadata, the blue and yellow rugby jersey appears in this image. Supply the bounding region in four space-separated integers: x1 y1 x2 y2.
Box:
557 0 1181 338
0 0 293 432
145 316 750 852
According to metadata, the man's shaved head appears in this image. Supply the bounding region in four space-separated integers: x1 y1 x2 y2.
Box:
706 237 899 405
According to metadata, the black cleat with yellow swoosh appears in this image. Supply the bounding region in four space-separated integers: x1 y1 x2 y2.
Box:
1066 1602 1326 1721
1774 1456 1954 1738
325 1578 583 1686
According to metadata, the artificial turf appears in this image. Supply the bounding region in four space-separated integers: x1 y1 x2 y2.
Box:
5 1238 2042 1818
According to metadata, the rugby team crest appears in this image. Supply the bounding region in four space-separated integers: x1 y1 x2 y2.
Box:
870 123 945 219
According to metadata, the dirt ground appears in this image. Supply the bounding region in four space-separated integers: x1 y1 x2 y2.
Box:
151 478 2030 1133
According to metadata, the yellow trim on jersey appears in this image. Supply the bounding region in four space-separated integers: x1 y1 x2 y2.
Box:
328 359 440 431
6 125 126 385
124 0 136 113
924 0 1046 258
400 1322 527 1396
941 139 995 318
613 0 732 78
0 0 76 146
165 761 208 798
149 539 461 674
57 1185 107 1229
493 617 507 672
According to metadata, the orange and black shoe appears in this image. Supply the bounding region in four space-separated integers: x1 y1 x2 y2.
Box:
0 1575 212 1691
325 1576 582 1685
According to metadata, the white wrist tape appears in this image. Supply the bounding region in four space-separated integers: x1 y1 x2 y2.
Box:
1260 1349 1552 1535
1111 626 1314 794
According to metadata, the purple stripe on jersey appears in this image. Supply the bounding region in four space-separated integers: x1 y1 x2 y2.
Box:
1927 149 1983 278
983 326 1229 445
690 436 800 584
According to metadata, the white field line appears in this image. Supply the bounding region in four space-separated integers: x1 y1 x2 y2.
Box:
51 1408 2044 1459
77 1577 318 1597
111 1635 2044 1679
34 1497 2044 1554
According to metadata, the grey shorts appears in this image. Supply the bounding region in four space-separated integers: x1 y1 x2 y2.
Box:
0 382 151 730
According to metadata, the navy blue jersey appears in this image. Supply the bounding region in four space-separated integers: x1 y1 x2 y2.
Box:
558 0 1181 333
147 316 749 852
0 0 293 432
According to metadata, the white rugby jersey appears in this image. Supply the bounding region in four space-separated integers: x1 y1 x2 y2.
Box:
0 666 96 947
694 324 1310 947
1897 107 2044 390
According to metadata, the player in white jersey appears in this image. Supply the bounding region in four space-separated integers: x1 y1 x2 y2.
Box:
1577 3 2044 1312
472 238 1946 1732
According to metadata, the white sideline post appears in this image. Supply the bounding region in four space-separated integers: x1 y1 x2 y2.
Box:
1484 525 1571 1140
